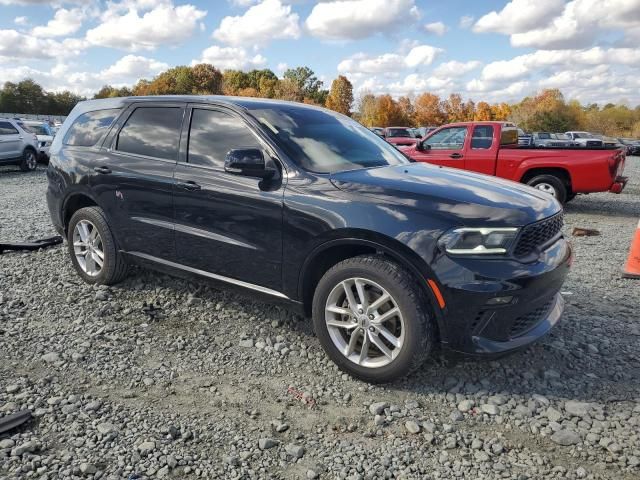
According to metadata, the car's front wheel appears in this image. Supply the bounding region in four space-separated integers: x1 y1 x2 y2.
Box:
19 148 37 172
312 255 434 383
67 206 128 285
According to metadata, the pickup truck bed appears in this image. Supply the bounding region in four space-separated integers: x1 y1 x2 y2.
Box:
400 121 627 204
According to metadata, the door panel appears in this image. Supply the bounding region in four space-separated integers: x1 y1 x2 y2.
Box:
412 125 469 169
173 106 284 290
0 121 22 159
91 104 184 260
464 124 498 176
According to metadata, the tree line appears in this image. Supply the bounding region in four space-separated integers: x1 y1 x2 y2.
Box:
2 64 639 137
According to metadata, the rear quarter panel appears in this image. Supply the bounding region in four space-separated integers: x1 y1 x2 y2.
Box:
496 148 623 193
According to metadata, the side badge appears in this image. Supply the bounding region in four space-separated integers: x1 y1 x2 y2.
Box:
116 190 124 201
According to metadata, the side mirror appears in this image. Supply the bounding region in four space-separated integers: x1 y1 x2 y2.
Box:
224 148 275 179
416 142 430 152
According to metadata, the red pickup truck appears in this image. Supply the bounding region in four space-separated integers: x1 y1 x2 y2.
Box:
400 121 627 203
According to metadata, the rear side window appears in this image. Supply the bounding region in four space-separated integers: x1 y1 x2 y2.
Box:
187 109 259 168
0 121 18 135
116 107 182 160
64 109 121 146
471 125 494 149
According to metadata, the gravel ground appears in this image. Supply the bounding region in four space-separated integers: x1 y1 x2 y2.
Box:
1 159 639 480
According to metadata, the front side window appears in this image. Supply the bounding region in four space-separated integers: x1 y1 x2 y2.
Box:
116 107 182 160
188 109 259 168
471 125 494 149
64 109 121 147
0 121 18 135
537 132 551 139
248 105 408 173
424 126 468 150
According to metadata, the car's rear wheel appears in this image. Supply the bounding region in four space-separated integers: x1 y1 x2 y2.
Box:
312 255 434 383
67 206 128 285
19 149 37 172
526 174 567 204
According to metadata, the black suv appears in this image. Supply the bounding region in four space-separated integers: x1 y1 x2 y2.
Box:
47 96 571 383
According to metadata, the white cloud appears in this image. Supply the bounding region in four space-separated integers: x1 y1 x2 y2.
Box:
0 29 86 61
31 8 85 38
276 62 288 72
213 0 300 47
306 0 420 40
423 21 447 36
86 2 206 51
14 16 28 26
193 45 267 70
338 45 442 75
100 54 168 83
475 0 640 49
433 60 482 78
459 15 475 29
389 73 452 95
473 0 565 35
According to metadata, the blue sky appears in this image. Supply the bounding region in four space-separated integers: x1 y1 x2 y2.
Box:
1 0 639 104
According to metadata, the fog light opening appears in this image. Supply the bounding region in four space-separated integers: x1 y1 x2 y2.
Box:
486 296 514 306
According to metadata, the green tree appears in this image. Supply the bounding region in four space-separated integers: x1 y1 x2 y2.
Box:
325 75 353 116
283 66 326 103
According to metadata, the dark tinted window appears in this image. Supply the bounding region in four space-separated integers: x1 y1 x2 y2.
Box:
471 125 494 149
386 128 414 138
248 105 408 173
188 109 259 168
64 109 120 146
0 121 18 135
117 107 182 160
424 126 467 150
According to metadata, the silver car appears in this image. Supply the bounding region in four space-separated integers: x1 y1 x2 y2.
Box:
531 132 572 147
20 120 54 162
0 118 39 171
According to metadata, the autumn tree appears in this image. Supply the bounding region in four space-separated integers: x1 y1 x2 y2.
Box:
442 94 467 122
373 95 405 126
325 75 353 116
191 63 223 94
93 85 133 99
413 93 445 126
474 101 492 121
283 66 327 104
355 93 378 126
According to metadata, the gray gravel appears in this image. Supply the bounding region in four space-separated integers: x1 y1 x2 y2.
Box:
1 159 640 479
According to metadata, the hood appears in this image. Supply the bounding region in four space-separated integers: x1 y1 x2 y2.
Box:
330 163 560 226
386 137 418 146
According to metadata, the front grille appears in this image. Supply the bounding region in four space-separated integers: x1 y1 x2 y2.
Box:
514 213 563 258
509 299 554 338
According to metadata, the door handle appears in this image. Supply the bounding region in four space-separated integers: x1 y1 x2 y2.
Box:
94 166 112 174
449 153 463 159
177 181 201 191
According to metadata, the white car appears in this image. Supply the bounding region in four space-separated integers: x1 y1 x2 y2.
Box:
19 120 54 162
565 131 604 147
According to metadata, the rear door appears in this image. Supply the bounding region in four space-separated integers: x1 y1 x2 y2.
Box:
464 124 498 176
172 104 284 291
96 102 185 261
412 125 469 169
0 121 22 159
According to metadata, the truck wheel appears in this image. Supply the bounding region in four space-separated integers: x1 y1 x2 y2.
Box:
312 255 434 383
67 206 129 285
19 148 38 172
526 175 567 204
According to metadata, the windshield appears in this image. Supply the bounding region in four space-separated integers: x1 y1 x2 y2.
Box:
248 105 409 174
28 124 51 136
386 128 414 138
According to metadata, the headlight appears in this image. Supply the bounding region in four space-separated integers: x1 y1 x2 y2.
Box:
439 227 519 255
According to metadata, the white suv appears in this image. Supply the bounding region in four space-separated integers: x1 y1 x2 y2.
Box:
0 118 39 171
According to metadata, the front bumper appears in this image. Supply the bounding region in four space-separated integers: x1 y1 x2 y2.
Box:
609 176 628 194
432 236 571 356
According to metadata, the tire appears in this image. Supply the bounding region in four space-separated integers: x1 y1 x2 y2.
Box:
565 192 577 203
526 174 567 204
312 255 434 383
19 148 37 172
67 206 128 285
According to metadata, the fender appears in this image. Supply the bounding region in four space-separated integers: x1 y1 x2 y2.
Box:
297 233 448 341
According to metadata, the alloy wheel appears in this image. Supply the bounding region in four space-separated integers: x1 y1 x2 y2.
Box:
534 182 557 197
72 220 105 276
325 277 405 368
26 151 37 170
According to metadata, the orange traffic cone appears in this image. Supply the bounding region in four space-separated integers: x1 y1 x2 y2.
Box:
622 220 640 279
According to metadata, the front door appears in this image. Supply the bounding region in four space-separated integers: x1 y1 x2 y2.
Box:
0 121 23 160
412 125 469 169
173 105 284 291
94 103 185 260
